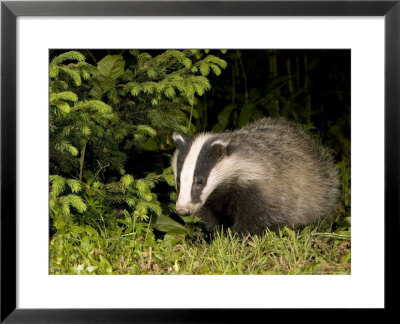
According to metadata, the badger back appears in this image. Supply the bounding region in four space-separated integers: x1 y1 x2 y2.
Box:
231 118 341 227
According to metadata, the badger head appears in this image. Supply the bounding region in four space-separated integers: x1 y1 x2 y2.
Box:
171 132 230 216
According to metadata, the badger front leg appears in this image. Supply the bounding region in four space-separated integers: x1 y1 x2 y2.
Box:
197 206 220 233
228 195 274 236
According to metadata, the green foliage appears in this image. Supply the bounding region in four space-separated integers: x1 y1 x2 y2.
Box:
90 55 125 102
50 222 350 275
49 49 227 273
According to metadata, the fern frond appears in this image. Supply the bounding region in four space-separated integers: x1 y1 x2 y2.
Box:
51 51 85 65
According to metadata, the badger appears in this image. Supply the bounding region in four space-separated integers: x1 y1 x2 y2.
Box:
171 118 340 236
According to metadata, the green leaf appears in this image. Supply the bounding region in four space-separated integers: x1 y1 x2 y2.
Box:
89 84 103 100
163 234 181 246
210 63 221 76
81 126 91 136
140 138 160 151
84 225 98 236
183 58 192 68
136 125 157 137
181 215 201 224
50 175 66 197
147 68 157 78
90 55 125 99
54 101 71 114
238 104 256 128
155 214 188 235
341 252 351 264
66 179 81 193
164 87 175 98
59 67 82 86
212 104 235 132
51 51 85 65
49 64 59 78
121 174 134 187
53 219 66 230
96 55 125 81
64 143 78 156
130 83 142 96
135 179 147 192
206 55 228 69
163 174 175 186
333 230 351 238
339 217 351 228
199 62 210 76
50 91 78 104
70 225 85 233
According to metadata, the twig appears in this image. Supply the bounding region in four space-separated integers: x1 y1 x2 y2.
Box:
188 93 194 131
236 50 248 105
286 57 295 96
129 107 163 115
79 141 87 181
147 247 152 270
86 50 97 64
231 65 236 104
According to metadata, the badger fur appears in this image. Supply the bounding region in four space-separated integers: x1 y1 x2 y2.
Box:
171 118 340 236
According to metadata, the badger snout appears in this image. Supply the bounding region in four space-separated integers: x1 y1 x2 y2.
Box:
175 206 191 216
175 202 201 216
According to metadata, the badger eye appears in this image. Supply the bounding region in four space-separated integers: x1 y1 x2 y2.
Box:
195 177 205 185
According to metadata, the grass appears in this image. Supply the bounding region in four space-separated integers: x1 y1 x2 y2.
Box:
49 219 351 275
160 227 350 275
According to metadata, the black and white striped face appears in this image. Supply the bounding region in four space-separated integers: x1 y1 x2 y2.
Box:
171 132 229 216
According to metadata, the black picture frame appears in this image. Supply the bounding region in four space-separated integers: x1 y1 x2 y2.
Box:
1 0 398 322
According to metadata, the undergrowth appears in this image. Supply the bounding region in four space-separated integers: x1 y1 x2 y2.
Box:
50 218 351 275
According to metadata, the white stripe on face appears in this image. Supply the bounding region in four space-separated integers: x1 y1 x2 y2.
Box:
176 134 212 210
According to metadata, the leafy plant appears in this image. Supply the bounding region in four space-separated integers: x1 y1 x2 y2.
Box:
49 50 227 269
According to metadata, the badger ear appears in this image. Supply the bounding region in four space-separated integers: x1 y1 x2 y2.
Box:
211 139 230 160
172 132 188 148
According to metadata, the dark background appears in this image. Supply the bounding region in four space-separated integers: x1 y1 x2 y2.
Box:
50 49 350 174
